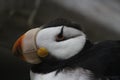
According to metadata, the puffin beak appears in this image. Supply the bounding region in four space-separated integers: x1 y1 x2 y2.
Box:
12 28 42 64
12 34 25 60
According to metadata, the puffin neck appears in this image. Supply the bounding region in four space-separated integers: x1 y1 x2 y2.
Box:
31 40 93 74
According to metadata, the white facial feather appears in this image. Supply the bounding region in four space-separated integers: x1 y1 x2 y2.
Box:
36 26 86 59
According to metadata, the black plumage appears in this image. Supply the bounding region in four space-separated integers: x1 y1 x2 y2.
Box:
43 18 82 30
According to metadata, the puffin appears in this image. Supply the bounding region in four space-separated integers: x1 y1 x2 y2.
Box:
12 18 120 80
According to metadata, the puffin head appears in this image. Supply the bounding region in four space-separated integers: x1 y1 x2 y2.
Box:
12 19 86 64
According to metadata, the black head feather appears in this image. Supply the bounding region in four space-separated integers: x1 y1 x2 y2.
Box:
43 18 82 30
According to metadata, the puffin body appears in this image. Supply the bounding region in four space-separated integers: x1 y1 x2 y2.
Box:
12 19 120 80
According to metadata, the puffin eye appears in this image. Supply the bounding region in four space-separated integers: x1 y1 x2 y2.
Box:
56 26 65 42
56 35 65 42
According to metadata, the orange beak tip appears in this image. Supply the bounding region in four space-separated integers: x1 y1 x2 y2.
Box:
12 35 25 59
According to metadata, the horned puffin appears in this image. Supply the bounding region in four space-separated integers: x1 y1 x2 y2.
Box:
12 18 120 80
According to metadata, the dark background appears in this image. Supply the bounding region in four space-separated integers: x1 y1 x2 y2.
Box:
0 0 120 80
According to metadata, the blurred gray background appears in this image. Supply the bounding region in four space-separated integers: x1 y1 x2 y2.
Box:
0 0 120 80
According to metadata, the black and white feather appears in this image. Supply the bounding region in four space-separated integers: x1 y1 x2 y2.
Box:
13 18 120 80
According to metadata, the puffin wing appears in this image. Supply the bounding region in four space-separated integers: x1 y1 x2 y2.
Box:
78 40 120 77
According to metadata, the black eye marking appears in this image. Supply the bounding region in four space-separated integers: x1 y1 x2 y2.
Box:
56 26 82 42
56 26 65 42
58 26 64 37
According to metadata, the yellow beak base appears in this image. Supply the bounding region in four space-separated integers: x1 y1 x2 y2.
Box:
37 47 48 57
